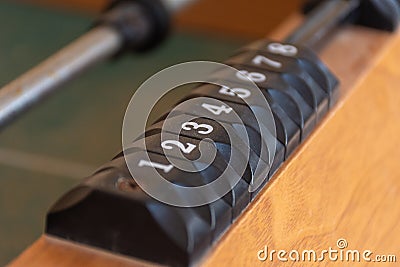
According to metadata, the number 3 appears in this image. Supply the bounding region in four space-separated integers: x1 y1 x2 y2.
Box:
182 122 214 135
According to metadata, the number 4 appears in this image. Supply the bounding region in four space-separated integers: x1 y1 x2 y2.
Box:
201 103 232 115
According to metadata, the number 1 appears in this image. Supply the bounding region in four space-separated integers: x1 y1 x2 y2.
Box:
138 160 173 173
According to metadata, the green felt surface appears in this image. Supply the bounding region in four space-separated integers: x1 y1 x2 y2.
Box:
0 2 244 265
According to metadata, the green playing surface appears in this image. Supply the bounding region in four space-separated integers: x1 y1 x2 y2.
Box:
0 2 244 264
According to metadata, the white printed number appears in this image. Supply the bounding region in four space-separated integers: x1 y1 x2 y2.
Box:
219 86 251 99
181 122 213 135
268 43 298 56
201 103 232 115
161 140 196 154
138 160 173 173
236 70 266 83
252 55 282 68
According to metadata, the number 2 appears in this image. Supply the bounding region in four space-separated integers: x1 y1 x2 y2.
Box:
161 140 196 154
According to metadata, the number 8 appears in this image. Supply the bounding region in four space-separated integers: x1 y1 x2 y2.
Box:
268 43 298 56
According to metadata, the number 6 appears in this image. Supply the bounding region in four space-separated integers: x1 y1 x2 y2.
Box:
236 70 266 83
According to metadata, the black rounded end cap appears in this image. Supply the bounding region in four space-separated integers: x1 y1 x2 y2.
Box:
97 0 171 55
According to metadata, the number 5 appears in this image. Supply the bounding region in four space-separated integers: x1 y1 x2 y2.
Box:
219 86 251 99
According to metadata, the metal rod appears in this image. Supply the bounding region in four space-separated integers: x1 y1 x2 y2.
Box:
0 0 197 130
286 0 360 48
0 0 359 130
0 26 122 128
163 0 198 12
